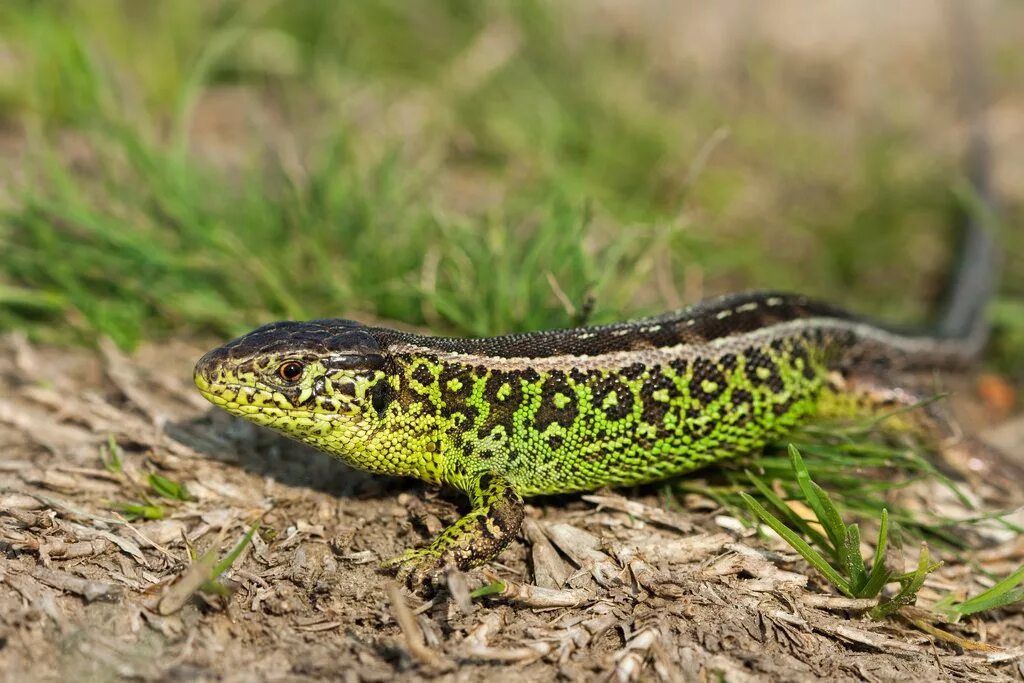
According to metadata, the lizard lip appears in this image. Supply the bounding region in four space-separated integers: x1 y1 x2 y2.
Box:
193 370 211 393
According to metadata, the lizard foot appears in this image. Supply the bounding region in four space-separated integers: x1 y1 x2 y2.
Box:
381 473 525 587
381 547 450 587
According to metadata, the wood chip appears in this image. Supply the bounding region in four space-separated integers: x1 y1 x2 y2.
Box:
99 337 167 426
583 493 694 533
385 582 452 670
809 619 922 653
631 532 731 565
157 552 216 615
543 523 624 589
613 627 659 682
30 566 122 602
801 594 878 612
489 573 594 608
523 518 571 589
445 570 474 615
65 522 149 566
38 538 110 559
0 397 96 455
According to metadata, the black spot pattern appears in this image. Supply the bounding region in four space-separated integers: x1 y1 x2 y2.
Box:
744 348 783 391
669 358 689 376
688 419 716 440
689 358 726 403
773 394 797 417
478 370 525 437
398 362 434 408
411 363 434 387
732 388 754 410
534 371 578 431
590 375 634 421
368 380 393 417
788 342 818 381
639 369 677 425
569 368 597 384
621 363 646 380
438 363 476 418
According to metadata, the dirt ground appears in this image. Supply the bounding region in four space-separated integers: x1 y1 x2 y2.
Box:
1 333 1023 683
2 2 1024 680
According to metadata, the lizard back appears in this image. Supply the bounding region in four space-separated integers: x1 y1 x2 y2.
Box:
364 291 975 495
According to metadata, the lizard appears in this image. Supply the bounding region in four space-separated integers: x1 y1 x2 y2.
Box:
193 39 1000 581
192 210 999 584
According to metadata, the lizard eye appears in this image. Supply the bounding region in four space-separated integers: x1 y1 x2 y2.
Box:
277 361 305 382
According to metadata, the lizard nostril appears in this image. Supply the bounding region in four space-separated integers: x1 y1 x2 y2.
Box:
193 348 227 388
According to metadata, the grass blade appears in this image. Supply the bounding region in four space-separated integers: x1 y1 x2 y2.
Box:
210 522 261 581
744 470 833 555
859 509 891 598
789 445 848 563
107 501 164 520
740 492 851 596
148 473 192 501
871 543 938 620
844 522 868 594
944 564 1024 620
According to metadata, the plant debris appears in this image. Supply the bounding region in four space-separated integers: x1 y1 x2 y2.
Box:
1 334 1024 681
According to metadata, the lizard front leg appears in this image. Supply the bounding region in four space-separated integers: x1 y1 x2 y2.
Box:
382 472 525 584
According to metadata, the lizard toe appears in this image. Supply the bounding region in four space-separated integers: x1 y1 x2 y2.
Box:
382 547 448 587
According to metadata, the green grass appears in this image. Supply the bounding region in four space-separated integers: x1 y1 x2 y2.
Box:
739 444 1024 640
744 435 990 551
937 564 1024 622
198 521 261 597
741 446 940 615
99 436 194 520
3 126 678 347
0 1 1021 380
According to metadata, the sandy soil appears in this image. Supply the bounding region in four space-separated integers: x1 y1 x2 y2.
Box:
1 331 1023 682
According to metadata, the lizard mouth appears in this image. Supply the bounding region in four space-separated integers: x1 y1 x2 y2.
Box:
195 379 358 420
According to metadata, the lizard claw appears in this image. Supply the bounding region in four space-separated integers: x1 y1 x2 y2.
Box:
381 547 448 587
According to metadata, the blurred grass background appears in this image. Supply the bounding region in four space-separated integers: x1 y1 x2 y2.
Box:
0 1 1021 377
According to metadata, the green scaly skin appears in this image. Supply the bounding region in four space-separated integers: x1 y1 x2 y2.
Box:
193 291 980 582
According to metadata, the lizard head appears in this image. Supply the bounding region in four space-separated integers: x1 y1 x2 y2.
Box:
193 319 394 451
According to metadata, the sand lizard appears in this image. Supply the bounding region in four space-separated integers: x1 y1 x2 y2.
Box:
193 248 996 581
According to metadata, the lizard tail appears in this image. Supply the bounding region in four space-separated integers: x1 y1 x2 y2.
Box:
934 2 999 357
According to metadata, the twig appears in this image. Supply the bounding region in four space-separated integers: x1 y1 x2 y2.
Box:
31 566 122 602
385 582 452 670
481 570 594 608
